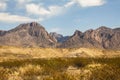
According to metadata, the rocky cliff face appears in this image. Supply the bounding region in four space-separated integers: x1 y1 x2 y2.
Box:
0 30 6 36
0 22 119 49
59 26 120 49
0 22 57 47
50 32 69 43
59 30 93 48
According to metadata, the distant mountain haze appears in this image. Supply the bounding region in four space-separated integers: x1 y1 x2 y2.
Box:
0 22 120 49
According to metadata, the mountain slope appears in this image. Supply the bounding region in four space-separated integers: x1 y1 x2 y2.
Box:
0 30 6 36
0 22 57 47
59 30 94 48
59 26 120 49
50 32 69 43
0 22 119 49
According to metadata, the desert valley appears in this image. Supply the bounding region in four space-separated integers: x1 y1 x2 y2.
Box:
0 0 120 79
0 22 120 80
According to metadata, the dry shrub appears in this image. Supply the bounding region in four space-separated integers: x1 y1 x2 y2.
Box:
89 65 120 80
18 64 42 76
0 67 12 80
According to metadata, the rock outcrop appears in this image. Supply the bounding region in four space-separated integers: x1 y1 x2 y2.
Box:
59 26 120 49
0 22 119 49
50 32 69 43
0 22 57 47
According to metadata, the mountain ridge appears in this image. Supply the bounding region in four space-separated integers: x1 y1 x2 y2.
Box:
50 32 69 43
0 22 57 47
59 26 120 49
0 22 120 49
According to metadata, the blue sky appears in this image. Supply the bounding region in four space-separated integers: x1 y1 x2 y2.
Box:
0 0 120 35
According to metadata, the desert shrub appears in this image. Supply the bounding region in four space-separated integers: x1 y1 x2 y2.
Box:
94 57 120 67
19 64 42 76
66 58 94 68
89 65 120 80
0 67 12 80
0 58 92 68
0 59 27 68
0 57 120 80
44 72 76 80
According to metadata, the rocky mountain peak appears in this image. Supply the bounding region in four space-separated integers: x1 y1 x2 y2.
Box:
49 32 69 43
74 30 82 36
30 22 38 26
59 26 120 49
114 28 120 32
0 22 57 47
9 22 45 32
96 26 111 31
0 23 119 49
0 30 6 36
29 22 45 29
50 32 63 38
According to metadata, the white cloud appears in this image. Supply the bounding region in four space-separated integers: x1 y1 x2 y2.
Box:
25 1 76 21
0 0 107 24
26 4 50 16
0 13 40 23
48 6 63 16
64 0 75 8
25 0 106 18
0 2 7 10
75 0 106 7
26 3 63 17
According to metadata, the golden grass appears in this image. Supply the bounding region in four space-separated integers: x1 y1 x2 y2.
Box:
0 46 120 62
0 58 120 80
0 46 120 80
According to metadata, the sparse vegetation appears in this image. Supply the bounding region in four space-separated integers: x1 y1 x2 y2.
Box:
0 57 120 80
0 45 120 80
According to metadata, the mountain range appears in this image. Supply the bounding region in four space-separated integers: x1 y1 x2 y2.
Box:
0 22 120 49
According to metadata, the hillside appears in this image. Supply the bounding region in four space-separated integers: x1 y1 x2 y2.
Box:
0 22 57 47
0 22 120 49
60 26 120 49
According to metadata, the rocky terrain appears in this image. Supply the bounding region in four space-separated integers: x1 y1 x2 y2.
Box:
0 22 120 80
0 22 120 49
50 32 69 43
60 26 120 49
0 22 56 47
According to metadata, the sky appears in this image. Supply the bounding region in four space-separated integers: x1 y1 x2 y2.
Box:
0 0 120 35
